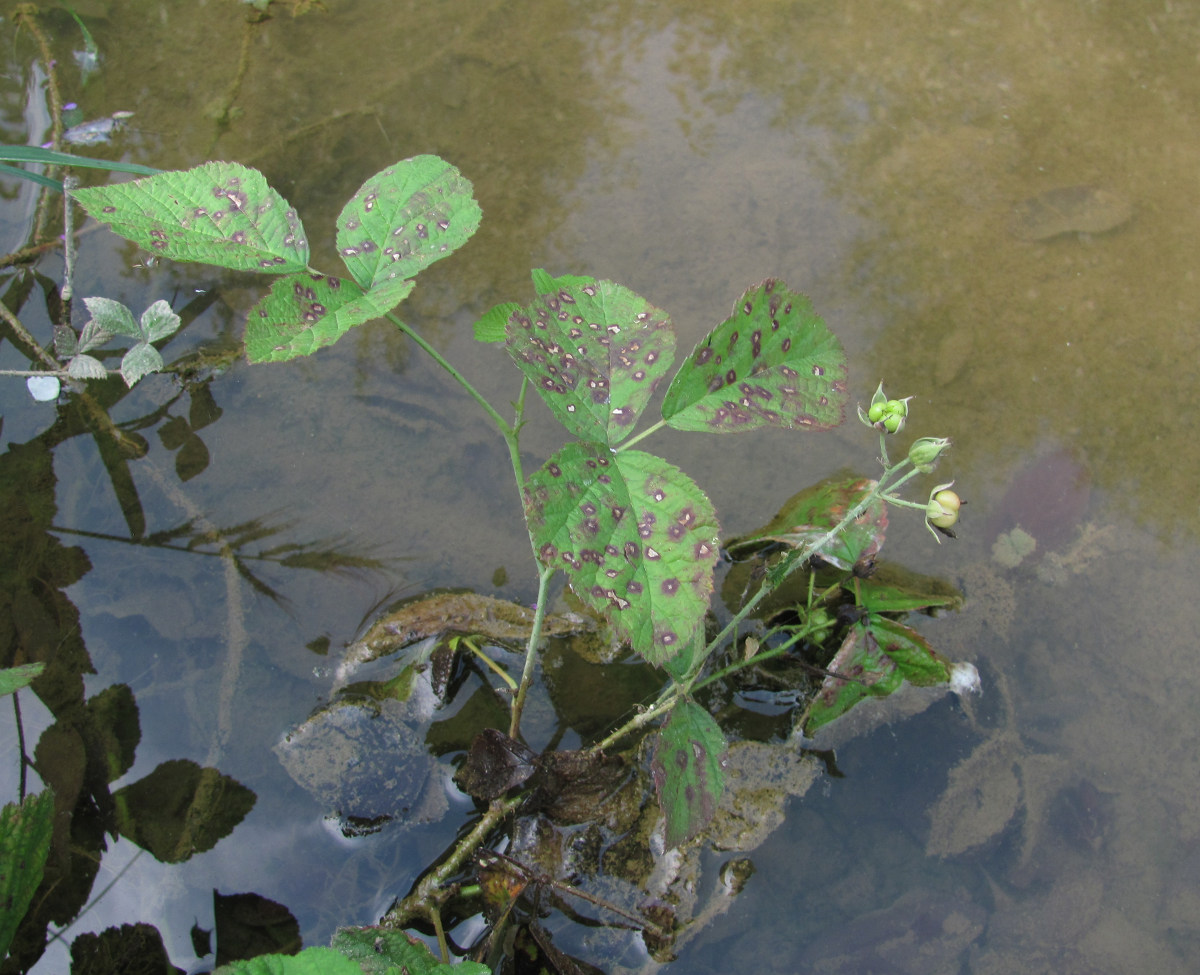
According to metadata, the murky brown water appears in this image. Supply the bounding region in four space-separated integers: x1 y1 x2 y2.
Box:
3 0 1198 971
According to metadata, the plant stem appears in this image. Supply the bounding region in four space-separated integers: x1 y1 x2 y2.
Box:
385 313 512 437
617 418 666 451
509 564 554 738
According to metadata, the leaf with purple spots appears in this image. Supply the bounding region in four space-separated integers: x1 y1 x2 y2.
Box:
507 274 675 445
336 155 481 291
651 700 726 849
524 441 719 666
727 475 887 571
244 271 415 363
661 279 848 433
71 161 310 273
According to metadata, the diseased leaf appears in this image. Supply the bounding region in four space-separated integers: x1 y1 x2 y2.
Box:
244 272 415 363
335 155 481 290
507 276 675 445
869 616 951 686
72 161 310 272
662 279 847 433
524 442 719 665
473 301 521 343
651 700 726 848
804 620 903 733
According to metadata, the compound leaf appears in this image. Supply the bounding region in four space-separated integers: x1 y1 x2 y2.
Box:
72 161 309 272
336 155 481 290
244 272 415 363
507 275 675 445
524 442 719 665
651 700 725 849
662 279 847 433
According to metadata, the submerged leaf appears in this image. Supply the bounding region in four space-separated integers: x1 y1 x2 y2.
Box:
651 700 726 848
244 271 414 363
507 274 675 444
335 155 481 290
524 443 719 665
72 161 310 272
662 279 847 432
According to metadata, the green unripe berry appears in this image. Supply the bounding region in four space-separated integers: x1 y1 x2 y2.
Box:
883 413 903 434
868 402 886 423
927 489 961 528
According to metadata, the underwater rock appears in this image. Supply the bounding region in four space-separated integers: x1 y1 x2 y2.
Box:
1009 186 1133 241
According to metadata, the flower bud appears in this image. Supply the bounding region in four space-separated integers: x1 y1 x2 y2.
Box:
907 437 952 473
923 481 963 541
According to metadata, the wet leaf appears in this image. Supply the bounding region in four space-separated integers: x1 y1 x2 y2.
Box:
869 616 951 685
0 789 55 960
661 279 847 433
651 700 726 849
527 749 627 825
524 443 720 666
455 728 538 801
851 568 964 614
804 621 903 734
72 161 310 272
244 271 415 363
335 155 481 290
476 850 531 924
506 273 675 444
728 474 886 571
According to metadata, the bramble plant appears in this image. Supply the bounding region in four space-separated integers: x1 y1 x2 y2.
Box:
2 153 974 971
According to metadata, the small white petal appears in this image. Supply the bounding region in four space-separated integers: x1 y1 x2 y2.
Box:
948 661 982 696
26 376 61 401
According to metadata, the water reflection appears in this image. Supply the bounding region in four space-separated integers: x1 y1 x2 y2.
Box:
3 0 1199 972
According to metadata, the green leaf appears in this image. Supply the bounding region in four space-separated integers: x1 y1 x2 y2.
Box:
0 662 44 696
662 279 847 433
472 301 520 343
524 442 719 666
804 621 904 733
120 343 163 386
139 299 181 341
244 272 415 363
335 155 481 290
67 353 108 380
332 927 490 975
530 268 595 293
71 161 310 272
651 700 725 849
730 475 886 571
851 571 964 614
868 616 951 686
0 789 55 960
507 277 675 444
213 946 361 975
83 295 139 338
